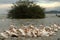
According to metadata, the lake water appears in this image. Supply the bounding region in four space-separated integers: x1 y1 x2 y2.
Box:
0 14 60 40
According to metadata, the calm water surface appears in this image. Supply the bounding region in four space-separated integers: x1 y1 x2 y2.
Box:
0 14 60 40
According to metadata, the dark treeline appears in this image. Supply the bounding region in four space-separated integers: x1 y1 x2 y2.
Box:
7 0 45 19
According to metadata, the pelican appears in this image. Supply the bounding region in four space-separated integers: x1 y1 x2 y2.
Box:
18 28 26 36
53 24 58 27
58 26 60 30
49 31 56 36
20 24 28 29
5 30 19 40
31 29 37 37
39 24 44 27
57 24 60 30
33 27 41 37
40 30 49 37
50 24 58 32
28 25 39 37
39 27 50 37
6 25 19 37
24 26 37 37
9 25 18 34
25 29 33 37
0 31 9 40
5 30 18 37
28 25 35 29
0 33 8 38
0 24 59 38
53 28 58 32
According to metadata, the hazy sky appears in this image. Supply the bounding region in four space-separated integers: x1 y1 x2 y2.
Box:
0 0 60 14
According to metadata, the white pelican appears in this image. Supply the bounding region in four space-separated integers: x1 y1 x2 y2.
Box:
0 24 59 38
28 25 35 29
49 31 56 36
53 24 58 27
33 27 41 37
20 24 28 29
58 26 60 30
41 30 49 37
24 26 37 37
50 25 54 28
28 25 40 37
0 31 9 40
40 27 50 37
18 29 26 36
9 25 18 34
32 30 37 37
0 33 8 38
50 24 58 32
57 24 60 30
25 29 33 37
5 30 19 40
39 24 44 27
5 30 18 37
6 30 18 37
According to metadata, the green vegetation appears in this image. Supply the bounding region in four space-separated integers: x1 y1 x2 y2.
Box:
7 0 45 19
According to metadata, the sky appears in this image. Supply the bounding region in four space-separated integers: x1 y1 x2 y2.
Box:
0 0 60 14
37 0 60 11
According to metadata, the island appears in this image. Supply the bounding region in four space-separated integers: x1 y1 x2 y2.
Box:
7 0 45 19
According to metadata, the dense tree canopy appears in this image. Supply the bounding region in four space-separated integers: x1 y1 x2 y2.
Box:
7 0 45 19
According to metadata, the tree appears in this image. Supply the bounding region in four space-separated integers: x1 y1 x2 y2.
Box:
7 0 45 19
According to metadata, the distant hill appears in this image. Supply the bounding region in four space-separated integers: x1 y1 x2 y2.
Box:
45 11 60 13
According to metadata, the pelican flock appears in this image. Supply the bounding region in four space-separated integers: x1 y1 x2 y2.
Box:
0 24 60 40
